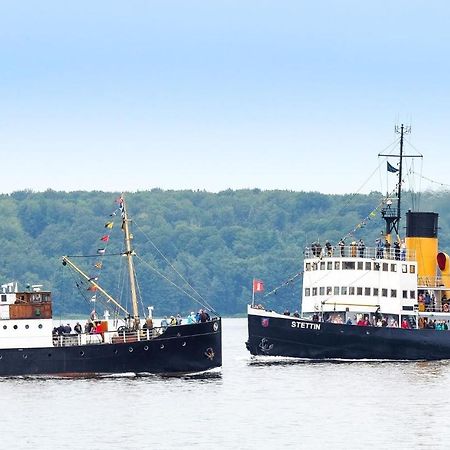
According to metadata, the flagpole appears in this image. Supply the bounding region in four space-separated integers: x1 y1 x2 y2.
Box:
252 278 255 307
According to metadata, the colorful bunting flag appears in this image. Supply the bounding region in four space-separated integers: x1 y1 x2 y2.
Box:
100 235 110 242
105 222 114 229
97 248 106 255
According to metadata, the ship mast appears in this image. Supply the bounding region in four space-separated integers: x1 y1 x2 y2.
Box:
379 124 421 240
120 195 141 330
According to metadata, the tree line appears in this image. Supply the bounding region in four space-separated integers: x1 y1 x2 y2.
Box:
1 188 449 318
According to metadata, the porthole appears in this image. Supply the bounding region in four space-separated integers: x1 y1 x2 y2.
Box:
48 354 52 357
80 351 85 356
38 324 43 329
25 325 29 329
2 325 6 330
13 325 18 330
128 347 134 353
23 354 28 359
0 355 3 360
144 345 149 351
160 344 164 349
113 349 118 354
182 342 186 347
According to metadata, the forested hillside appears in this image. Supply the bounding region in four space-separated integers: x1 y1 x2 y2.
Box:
1 189 450 318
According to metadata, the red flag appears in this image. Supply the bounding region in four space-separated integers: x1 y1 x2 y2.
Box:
253 279 264 293
100 235 110 242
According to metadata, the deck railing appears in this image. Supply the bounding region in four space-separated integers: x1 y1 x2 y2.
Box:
304 245 416 261
53 325 166 347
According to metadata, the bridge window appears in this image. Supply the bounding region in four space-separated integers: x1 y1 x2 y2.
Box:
312 288 317 296
410 265 416 274
320 261 325 270
374 263 380 271
343 262 355 270
357 287 363 295
402 264 407 273
319 287 325 295
341 287 347 295
391 264 397 272
365 262 371 270
357 262 363 270
327 262 333 270
382 289 388 297
349 287 355 295
334 287 339 295
410 291 416 299
373 288 379 296
383 263 388 271
1 295 6 302
391 289 397 298
334 262 340 270
365 287 371 296
402 290 408 299
326 287 332 295
305 263 311 271
304 288 310 296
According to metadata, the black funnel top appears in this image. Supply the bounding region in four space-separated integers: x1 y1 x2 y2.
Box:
406 211 438 238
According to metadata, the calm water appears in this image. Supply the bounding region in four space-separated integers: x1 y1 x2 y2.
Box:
2 318 450 449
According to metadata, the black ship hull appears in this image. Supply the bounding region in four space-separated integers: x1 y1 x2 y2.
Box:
0 320 222 377
247 314 450 360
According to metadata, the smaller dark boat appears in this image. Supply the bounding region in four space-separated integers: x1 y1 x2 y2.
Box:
0 195 222 377
247 125 450 361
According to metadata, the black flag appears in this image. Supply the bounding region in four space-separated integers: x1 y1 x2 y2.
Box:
387 162 399 173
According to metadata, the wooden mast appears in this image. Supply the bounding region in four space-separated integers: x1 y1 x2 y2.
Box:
120 194 141 330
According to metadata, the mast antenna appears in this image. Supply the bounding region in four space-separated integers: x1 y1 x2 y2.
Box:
379 124 420 239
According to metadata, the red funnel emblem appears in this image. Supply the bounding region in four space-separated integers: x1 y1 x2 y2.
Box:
261 318 269 328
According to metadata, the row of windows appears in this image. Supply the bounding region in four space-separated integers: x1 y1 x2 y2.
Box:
305 260 416 274
304 286 416 299
1 323 43 330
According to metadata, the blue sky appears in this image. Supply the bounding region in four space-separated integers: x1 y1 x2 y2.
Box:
1 0 450 194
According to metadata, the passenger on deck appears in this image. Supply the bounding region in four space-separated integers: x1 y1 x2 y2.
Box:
312 313 319 322
176 314 182 325
385 240 391 259
293 311 300 317
400 240 407 260
338 239 345 257
350 241 357 257
393 240 400 260
325 241 333 256
357 239 365 258
187 311 197 324
160 316 168 328
376 238 384 259
401 318 410 329
74 322 82 334
169 316 177 326
283 310 290 316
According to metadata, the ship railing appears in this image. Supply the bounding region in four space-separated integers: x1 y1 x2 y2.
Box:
304 245 416 261
53 327 166 347
417 276 450 288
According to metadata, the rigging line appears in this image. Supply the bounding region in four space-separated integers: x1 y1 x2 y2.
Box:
334 139 399 214
411 171 450 189
134 254 218 314
264 271 302 297
133 221 208 305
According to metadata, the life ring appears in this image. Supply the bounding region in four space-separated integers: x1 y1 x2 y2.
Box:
443 303 449 312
